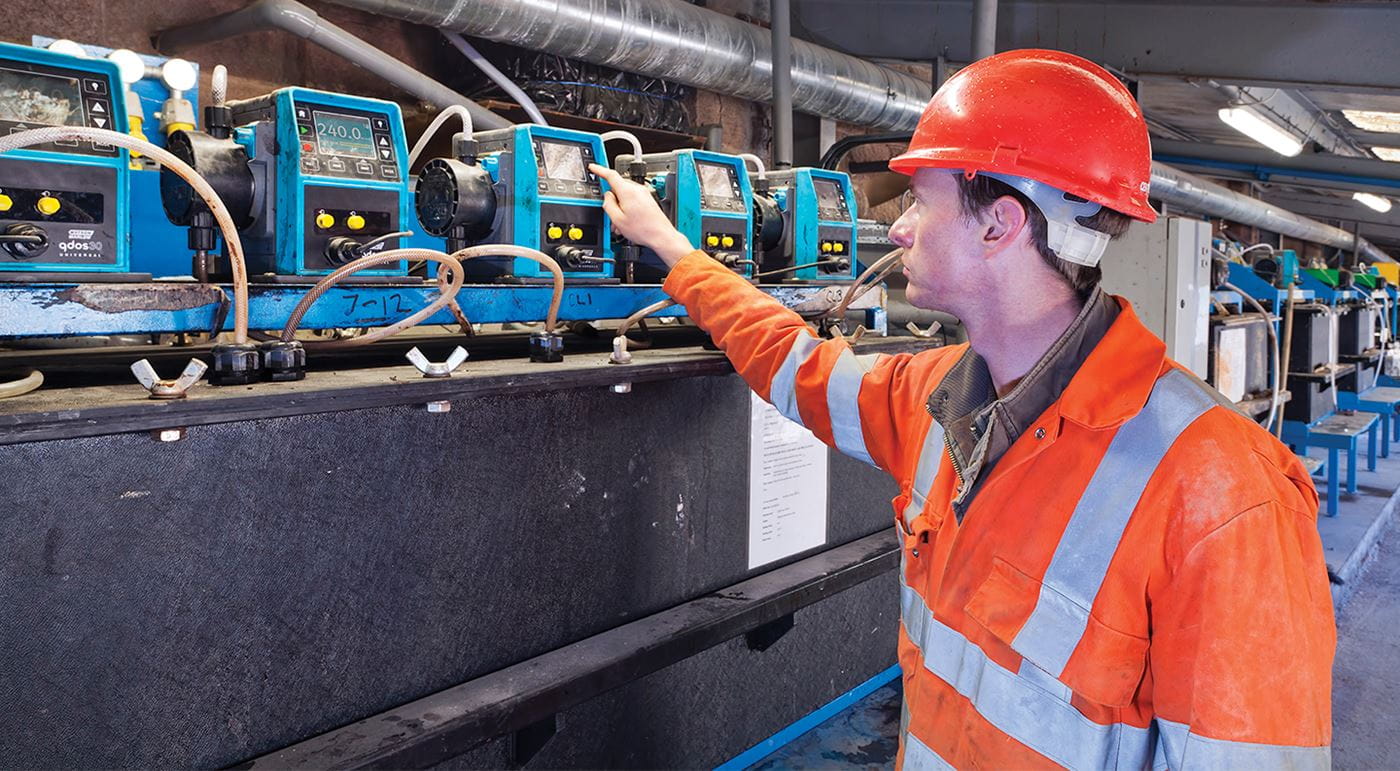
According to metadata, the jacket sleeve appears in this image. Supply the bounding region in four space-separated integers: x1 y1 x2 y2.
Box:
1147 501 1335 769
662 251 940 475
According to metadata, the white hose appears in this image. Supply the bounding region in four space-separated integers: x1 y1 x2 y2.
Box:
0 369 43 399
0 126 251 343
441 31 549 127
409 104 474 169
599 131 644 161
610 299 678 364
738 153 767 180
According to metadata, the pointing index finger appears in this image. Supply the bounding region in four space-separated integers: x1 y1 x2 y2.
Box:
588 163 622 185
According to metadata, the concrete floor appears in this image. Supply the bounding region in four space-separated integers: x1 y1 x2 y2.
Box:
744 444 1400 770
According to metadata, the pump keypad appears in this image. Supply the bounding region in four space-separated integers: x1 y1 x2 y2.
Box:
293 101 400 182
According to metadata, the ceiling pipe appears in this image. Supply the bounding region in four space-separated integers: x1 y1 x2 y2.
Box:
152 0 510 131
771 0 794 168
972 0 998 61
320 0 932 130
1150 162 1394 263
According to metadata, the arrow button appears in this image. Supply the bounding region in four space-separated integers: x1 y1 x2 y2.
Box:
93 117 108 128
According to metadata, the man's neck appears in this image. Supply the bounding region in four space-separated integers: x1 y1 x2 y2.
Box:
961 284 1088 397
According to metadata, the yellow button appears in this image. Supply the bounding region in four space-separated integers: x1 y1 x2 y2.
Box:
36 196 61 216
706 235 720 247
568 226 584 241
547 225 563 240
820 241 832 253
346 214 366 231
721 235 735 248
0 194 11 212
833 242 845 254
315 212 335 229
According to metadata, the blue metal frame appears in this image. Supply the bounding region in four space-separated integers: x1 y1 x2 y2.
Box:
713 664 901 771
0 41 131 273
0 281 886 338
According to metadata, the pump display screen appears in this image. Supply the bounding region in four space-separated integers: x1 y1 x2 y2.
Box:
541 141 586 181
0 66 84 126
814 178 850 220
697 162 738 200
313 110 375 159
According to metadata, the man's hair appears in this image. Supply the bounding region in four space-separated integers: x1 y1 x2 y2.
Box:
953 174 1134 295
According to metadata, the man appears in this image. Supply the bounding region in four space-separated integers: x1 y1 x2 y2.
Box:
591 49 1334 770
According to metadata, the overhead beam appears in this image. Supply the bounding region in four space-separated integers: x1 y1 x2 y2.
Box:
791 0 1400 93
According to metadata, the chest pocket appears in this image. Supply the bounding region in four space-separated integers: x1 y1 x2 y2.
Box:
964 557 1149 708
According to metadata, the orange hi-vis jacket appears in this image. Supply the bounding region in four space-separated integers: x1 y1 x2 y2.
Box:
663 253 1335 770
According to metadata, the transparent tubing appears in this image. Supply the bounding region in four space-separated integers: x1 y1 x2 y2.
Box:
1221 281 1283 432
611 299 679 363
827 248 903 321
409 104 474 169
280 245 567 343
0 126 252 343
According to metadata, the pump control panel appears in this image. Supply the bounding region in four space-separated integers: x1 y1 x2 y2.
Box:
454 125 615 282
758 168 860 283
0 41 131 275
616 149 754 282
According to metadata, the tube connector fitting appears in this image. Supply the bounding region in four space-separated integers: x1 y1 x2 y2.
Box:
609 335 633 365
260 340 306 381
529 330 564 363
209 342 260 385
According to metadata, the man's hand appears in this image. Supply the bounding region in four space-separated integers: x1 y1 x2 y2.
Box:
590 163 696 268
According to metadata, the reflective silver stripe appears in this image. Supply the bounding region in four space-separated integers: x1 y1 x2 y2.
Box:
1155 718 1331 770
769 334 822 426
900 576 1155 769
903 732 957 771
827 349 878 466
1011 369 1218 676
902 421 947 525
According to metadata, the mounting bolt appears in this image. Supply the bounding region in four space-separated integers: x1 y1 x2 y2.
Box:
131 358 207 399
529 331 564 363
406 346 469 378
426 400 451 413
611 382 632 394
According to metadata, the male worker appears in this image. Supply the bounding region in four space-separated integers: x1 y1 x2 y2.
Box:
591 49 1334 769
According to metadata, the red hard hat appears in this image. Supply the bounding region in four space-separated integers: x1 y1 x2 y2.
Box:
889 49 1157 223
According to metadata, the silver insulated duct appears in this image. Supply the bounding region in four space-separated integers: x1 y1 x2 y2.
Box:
1151 163 1394 263
321 0 933 130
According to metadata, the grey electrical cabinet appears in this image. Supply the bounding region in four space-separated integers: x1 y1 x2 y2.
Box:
1099 216 1213 378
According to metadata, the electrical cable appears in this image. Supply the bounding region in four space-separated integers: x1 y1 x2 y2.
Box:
0 125 251 344
0 369 43 400
441 31 549 127
409 104 474 170
751 259 846 278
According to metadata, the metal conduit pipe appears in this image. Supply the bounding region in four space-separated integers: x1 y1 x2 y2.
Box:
321 0 932 130
772 0 794 168
973 0 998 61
1150 162 1395 263
152 0 509 131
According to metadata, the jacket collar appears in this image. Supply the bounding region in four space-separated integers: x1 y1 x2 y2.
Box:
1055 295 1167 430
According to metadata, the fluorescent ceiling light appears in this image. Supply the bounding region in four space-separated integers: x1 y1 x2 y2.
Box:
1344 109 1400 134
1373 146 1400 162
1353 191 1393 213
1218 106 1304 157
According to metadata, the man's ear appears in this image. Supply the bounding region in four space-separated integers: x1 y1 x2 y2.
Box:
981 195 1030 254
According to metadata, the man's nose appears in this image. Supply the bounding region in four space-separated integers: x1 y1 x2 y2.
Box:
889 212 915 249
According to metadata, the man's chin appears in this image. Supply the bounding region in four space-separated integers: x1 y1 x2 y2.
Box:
904 284 949 314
